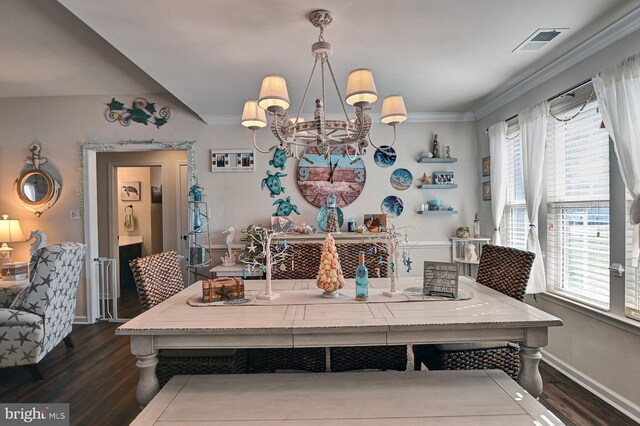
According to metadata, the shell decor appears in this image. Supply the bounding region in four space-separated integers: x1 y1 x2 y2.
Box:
316 234 346 297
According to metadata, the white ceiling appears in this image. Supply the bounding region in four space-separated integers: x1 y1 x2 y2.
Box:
2 0 639 122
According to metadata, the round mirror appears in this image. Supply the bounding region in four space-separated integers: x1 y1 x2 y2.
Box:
17 170 54 206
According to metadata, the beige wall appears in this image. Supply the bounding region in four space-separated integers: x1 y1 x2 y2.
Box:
150 166 163 254
476 28 640 409
0 92 480 321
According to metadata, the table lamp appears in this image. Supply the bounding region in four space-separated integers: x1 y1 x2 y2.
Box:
0 214 27 266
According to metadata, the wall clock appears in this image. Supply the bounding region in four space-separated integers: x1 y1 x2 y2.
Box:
297 147 366 208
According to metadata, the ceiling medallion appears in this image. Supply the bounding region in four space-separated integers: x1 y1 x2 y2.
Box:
241 10 407 159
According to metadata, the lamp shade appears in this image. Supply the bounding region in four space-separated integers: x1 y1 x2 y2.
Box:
258 75 290 112
380 95 408 125
345 68 377 106
0 215 26 243
241 100 267 130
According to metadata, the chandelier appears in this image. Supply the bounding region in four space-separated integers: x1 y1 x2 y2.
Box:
241 9 407 159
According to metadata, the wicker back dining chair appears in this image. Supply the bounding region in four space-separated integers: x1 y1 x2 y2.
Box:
130 250 185 311
412 245 535 379
130 251 247 386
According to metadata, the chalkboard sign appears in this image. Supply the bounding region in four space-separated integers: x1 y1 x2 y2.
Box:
423 261 458 298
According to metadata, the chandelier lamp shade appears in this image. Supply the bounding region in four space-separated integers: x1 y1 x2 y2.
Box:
241 9 407 159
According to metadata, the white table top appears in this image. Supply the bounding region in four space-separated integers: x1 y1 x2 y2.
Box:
132 370 564 425
117 277 562 340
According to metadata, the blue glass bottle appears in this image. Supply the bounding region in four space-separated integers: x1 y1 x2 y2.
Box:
193 204 202 231
355 251 368 301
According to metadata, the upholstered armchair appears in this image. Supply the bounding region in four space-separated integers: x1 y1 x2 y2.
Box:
0 242 86 380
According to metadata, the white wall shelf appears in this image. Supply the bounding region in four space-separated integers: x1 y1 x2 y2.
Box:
418 157 458 163
418 184 458 189
418 210 458 215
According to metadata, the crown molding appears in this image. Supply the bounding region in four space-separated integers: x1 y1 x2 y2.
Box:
201 111 476 125
474 6 640 120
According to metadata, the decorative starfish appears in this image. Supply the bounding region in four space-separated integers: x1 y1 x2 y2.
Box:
420 173 432 185
248 242 257 253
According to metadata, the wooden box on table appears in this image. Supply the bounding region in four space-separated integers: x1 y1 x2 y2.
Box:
202 277 244 302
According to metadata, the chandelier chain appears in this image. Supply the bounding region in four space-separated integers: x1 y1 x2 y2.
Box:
293 56 319 129
325 58 352 131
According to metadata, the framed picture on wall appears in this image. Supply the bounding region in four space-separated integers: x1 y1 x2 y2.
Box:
482 181 492 201
363 214 387 233
120 181 141 201
482 156 491 177
211 149 255 172
433 171 454 185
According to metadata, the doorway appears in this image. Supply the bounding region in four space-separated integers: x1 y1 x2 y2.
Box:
82 141 194 323
112 165 164 311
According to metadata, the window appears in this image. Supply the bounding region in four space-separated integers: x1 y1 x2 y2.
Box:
502 125 527 250
545 98 610 308
626 192 640 320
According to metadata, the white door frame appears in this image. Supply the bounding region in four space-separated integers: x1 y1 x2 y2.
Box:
82 141 195 324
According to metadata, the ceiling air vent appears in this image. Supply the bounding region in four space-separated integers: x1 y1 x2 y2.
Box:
513 28 568 53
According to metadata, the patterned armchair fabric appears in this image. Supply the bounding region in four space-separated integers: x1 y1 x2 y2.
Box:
129 251 184 311
0 242 86 368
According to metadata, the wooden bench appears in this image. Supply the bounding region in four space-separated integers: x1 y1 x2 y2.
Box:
132 370 564 425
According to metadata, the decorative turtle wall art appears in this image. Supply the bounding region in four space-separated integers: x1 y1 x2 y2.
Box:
273 196 300 216
269 148 288 170
261 171 287 198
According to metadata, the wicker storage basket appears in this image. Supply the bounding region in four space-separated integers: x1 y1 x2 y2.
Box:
156 350 248 387
271 242 388 280
413 344 520 380
330 346 407 372
247 348 326 373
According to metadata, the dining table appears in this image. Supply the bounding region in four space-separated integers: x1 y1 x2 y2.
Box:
116 276 563 406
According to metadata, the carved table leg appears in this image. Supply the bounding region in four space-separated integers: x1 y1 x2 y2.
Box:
136 352 160 407
518 345 543 398
131 336 159 408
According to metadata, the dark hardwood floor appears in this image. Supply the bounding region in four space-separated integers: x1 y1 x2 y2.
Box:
0 289 636 425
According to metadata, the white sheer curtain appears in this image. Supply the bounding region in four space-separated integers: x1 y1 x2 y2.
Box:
519 101 549 293
593 53 640 266
488 122 507 245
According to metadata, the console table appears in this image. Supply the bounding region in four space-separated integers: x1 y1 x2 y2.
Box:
271 232 390 279
117 276 562 406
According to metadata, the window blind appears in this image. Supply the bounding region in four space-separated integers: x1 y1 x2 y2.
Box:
546 98 610 308
501 126 527 250
625 193 640 320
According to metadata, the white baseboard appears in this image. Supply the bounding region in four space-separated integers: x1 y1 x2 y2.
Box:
73 315 89 324
542 350 640 422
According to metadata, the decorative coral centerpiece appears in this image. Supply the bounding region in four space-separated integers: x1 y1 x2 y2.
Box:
316 234 346 298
